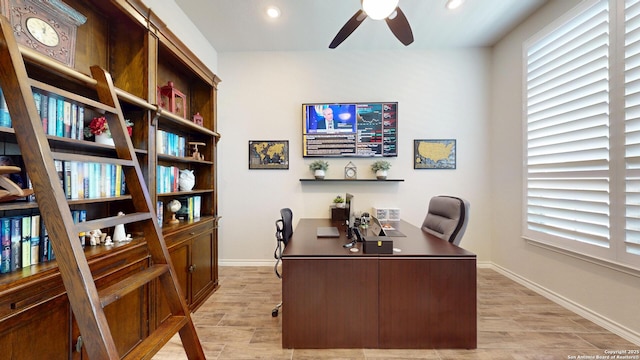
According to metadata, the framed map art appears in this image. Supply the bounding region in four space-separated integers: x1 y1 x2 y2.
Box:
414 139 456 169
249 140 289 169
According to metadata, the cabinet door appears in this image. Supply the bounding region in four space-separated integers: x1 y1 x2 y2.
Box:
190 230 214 307
0 295 72 360
75 259 150 358
157 242 189 324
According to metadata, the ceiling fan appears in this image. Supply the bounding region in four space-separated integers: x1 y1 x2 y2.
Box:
329 0 414 49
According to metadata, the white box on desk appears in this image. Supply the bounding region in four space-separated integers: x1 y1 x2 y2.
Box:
387 208 400 221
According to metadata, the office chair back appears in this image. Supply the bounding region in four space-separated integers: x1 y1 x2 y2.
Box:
272 208 293 317
274 208 293 279
421 196 470 246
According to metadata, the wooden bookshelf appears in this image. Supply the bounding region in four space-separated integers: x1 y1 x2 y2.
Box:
0 0 220 357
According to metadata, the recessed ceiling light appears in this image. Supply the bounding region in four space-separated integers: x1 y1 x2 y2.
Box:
445 0 464 10
266 6 281 18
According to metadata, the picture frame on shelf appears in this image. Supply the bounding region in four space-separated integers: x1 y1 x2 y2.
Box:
248 140 289 170
414 139 456 169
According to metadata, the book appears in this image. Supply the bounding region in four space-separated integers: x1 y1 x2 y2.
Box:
63 100 71 138
10 217 21 271
56 97 64 137
30 215 40 266
0 218 10 273
40 220 49 263
77 106 84 140
70 103 78 139
47 96 57 135
21 216 31 267
0 87 11 128
39 93 48 133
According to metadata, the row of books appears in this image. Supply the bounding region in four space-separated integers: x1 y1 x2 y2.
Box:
157 165 181 194
157 129 187 157
55 160 126 200
33 91 86 139
0 210 88 274
174 196 202 221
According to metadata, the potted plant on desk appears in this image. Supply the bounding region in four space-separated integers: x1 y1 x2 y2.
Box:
371 160 391 180
309 160 329 179
333 195 345 208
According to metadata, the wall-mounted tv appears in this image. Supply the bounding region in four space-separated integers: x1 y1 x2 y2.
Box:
302 102 398 157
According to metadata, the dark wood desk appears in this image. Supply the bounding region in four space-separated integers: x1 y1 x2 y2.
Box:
281 219 477 349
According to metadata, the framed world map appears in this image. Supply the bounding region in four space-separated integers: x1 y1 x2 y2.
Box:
249 140 289 169
414 139 456 169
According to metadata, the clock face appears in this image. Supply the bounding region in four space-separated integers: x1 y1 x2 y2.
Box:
345 168 356 179
26 17 60 47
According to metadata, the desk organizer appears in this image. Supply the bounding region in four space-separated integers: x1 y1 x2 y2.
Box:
363 239 393 254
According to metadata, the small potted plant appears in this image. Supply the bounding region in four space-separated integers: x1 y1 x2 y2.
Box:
333 195 345 208
85 116 134 145
309 160 329 179
371 160 391 180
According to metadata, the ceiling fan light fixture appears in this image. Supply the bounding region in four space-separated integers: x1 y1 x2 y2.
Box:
362 0 399 20
445 0 464 10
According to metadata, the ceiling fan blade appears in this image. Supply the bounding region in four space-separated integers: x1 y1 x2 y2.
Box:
329 9 368 49
385 7 414 46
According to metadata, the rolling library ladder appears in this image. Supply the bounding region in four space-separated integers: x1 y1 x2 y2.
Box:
0 16 205 360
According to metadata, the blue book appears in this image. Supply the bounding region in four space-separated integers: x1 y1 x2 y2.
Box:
0 218 11 273
77 106 85 140
0 87 11 128
47 97 57 135
56 98 64 137
10 217 21 271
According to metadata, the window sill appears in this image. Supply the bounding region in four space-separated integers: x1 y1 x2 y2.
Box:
523 237 640 278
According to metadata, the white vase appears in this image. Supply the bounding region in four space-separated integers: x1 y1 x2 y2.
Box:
314 169 325 179
376 170 388 180
95 133 114 146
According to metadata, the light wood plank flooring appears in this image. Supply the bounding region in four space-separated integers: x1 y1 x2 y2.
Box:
153 266 638 359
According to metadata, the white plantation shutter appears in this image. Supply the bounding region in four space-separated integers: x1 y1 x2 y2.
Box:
525 0 640 269
625 0 640 256
525 0 611 254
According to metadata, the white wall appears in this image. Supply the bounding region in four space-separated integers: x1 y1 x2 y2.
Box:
216 50 492 264
491 0 640 341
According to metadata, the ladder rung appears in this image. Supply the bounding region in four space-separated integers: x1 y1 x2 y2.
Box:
77 212 153 233
29 78 119 114
99 264 170 307
121 315 189 360
52 151 136 166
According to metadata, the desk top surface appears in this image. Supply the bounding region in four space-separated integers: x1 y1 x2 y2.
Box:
283 218 476 258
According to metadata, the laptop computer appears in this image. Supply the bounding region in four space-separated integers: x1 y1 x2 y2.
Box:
317 226 341 238
370 216 405 237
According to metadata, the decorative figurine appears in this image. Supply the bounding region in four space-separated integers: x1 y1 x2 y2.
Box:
188 142 205 161
104 235 113 246
87 229 102 246
113 212 130 242
179 169 195 191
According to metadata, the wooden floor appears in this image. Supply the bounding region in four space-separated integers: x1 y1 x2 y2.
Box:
153 266 637 359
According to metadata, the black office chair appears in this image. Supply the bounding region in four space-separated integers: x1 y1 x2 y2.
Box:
421 195 470 246
272 208 293 317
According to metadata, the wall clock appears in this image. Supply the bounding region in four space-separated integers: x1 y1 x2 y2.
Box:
345 161 357 180
1 0 86 67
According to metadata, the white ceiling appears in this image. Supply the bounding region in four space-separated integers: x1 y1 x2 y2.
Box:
174 0 548 52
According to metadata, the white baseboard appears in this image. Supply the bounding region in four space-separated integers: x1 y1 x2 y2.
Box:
219 259 273 267
489 262 640 346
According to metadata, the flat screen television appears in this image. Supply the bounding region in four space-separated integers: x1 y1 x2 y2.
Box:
302 102 398 157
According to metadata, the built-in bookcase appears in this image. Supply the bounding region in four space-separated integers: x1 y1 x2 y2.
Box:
0 0 219 356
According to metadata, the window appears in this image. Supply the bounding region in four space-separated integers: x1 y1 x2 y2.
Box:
524 0 640 270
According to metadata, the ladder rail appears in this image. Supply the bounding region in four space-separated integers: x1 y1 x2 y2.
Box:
0 15 119 359
0 14 206 360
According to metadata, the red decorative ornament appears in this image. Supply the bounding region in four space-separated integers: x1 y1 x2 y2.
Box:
158 81 187 119
192 112 203 126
